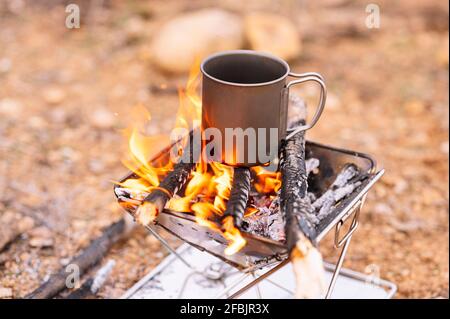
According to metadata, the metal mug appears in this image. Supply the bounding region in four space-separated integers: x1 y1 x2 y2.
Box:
200 50 326 167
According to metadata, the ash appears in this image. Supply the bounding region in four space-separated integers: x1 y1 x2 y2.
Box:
242 161 366 242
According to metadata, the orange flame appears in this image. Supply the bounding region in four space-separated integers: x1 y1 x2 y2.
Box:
210 162 233 212
191 202 221 231
136 202 158 225
167 162 211 212
222 216 247 256
119 61 248 255
252 166 282 194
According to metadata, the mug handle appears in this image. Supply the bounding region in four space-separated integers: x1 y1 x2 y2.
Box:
284 72 327 140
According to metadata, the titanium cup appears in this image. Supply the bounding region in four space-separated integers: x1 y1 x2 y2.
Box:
201 50 326 167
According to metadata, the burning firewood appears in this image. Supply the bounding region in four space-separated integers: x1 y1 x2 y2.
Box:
280 96 327 299
135 130 201 225
219 167 251 256
221 168 251 228
243 156 363 241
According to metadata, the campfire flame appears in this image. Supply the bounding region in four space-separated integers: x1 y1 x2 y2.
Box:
118 62 285 256
136 202 158 225
222 216 247 256
252 166 281 194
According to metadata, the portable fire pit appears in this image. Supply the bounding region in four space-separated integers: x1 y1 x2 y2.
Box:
114 139 392 298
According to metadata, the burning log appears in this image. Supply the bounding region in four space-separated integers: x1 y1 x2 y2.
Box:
280 96 326 298
221 168 251 228
135 130 201 225
26 218 130 299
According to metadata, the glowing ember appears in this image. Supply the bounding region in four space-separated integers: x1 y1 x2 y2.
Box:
167 163 211 212
244 206 259 217
191 202 221 231
136 202 158 226
252 166 281 194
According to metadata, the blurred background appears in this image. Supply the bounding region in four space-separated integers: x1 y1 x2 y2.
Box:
0 0 448 298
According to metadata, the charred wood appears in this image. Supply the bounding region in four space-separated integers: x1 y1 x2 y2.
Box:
313 164 365 222
136 130 200 224
66 260 115 299
26 219 127 299
280 96 326 299
221 168 251 228
280 97 316 250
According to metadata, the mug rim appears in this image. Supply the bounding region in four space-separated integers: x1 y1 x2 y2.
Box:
200 50 290 87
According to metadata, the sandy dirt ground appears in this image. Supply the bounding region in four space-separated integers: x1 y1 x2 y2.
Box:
0 0 448 298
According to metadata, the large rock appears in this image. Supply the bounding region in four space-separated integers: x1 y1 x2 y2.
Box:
151 9 243 73
244 13 301 61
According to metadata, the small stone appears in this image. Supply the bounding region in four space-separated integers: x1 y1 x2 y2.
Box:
145 234 160 245
89 108 116 129
393 179 408 194
88 159 105 173
422 188 442 205
373 203 393 215
29 237 54 248
400 268 411 277
125 17 146 38
0 98 22 118
404 100 426 116
19 252 30 262
244 12 301 61
151 9 243 73
29 226 53 248
28 116 47 130
0 58 12 73
60 146 81 162
60 257 71 266
43 87 66 105
50 109 68 124
72 219 88 230
154 251 164 258
17 216 35 232
324 92 341 110
0 287 13 299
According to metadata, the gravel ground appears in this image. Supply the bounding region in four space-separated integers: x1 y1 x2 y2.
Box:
0 0 448 298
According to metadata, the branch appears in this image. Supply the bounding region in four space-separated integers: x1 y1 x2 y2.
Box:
221 168 251 228
26 219 127 299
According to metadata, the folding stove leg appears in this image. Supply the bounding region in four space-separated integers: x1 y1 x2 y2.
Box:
144 225 195 270
214 273 252 299
252 272 262 299
227 259 290 299
325 199 364 299
325 233 353 299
